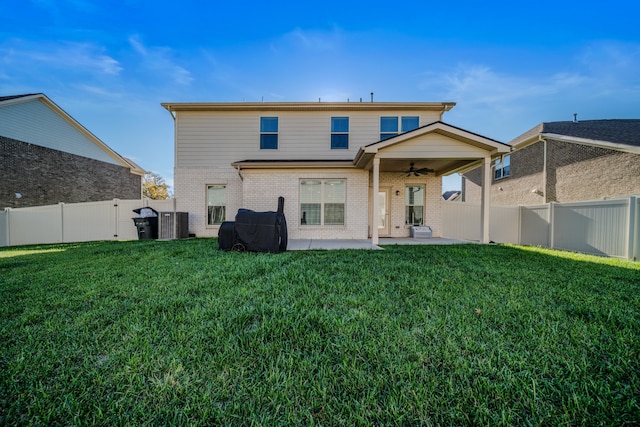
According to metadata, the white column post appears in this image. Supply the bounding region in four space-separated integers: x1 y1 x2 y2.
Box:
372 157 380 245
480 156 491 243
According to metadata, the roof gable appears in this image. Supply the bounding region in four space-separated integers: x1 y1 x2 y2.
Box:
354 121 509 174
511 119 640 153
359 121 508 154
0 93 143 173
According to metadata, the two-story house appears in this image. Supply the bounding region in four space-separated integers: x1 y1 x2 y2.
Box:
462 119 640 205
161 101 510 244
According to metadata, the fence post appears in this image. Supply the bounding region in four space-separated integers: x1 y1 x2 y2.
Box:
59 202 65 243
629 196 637 261
4 208 11 247
113 199 120 240
549 202 555 249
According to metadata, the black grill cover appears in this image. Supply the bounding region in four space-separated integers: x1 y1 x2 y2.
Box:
234 208 287 253
218 221 236 250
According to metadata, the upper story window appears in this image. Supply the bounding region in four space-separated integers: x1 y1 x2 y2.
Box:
401 116 419 132
260 117 278 149
331 117 349 149
381 116 420 140
494 155 511 180
380 116 399 140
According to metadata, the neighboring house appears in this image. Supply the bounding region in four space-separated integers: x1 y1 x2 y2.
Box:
442 190 462 201
162 101 510 244
1 93 144 208
462 119 640 205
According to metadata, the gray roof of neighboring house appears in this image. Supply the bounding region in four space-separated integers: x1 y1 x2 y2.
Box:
512 119 640 148
442 190 461 201
0 94 41 103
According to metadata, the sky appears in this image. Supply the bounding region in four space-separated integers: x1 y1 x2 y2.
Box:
2 0 640 192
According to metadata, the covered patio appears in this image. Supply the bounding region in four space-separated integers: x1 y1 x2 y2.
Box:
353 122 511 245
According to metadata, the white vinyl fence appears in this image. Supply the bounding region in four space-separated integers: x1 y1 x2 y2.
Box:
1 199 176 247
442 196 639 261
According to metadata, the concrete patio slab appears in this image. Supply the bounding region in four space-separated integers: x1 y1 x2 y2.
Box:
287 237 471 250
379 237 473 245
287 239 381 251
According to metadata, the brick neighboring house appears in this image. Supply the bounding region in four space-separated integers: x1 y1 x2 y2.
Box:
1 94 144 208
462 119 640 205
162 101 510 244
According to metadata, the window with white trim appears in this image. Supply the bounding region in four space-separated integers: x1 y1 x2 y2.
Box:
380 116 420 140
380 116 398 140
405 185 424 225
207 185 226 225
300 179 345 225
401 116 419 132
331 117 349 149
494 155 511 180
260 117 278 149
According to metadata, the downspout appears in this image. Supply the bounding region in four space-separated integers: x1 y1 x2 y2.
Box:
235 164 244 181
541 135 547 204
165 108 177 199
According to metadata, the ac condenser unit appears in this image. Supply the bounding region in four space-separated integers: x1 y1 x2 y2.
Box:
159 212 189 239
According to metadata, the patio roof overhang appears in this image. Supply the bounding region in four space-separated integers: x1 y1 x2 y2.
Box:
353 121 511 176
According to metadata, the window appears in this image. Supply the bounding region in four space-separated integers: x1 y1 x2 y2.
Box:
494 155 511 179
207 185 226 225
380 116 398 140
260 117 278 149
300 179 345 225
381 116 420 140
405 185 424 225
401 116 419 132
331 117 349 149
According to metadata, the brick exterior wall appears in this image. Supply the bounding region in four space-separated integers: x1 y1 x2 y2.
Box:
174 167 244 238
463 139 640 205
378 172 442 238
175 166 444 239
243 169 369 239
1 136 141 208
547 140 640 202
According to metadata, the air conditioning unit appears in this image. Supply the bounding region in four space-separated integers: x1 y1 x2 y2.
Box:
159 212 189 239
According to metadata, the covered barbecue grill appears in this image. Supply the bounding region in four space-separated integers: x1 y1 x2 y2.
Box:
218 197 287 253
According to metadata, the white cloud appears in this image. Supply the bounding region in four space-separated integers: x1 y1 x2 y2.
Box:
74 84 123 98
0 39 122 75
128 35 193 85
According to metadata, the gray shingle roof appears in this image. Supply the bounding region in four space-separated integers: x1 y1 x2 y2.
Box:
0 94 41 102
513 119 640 148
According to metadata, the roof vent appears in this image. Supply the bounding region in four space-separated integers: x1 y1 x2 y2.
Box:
573 113 578 123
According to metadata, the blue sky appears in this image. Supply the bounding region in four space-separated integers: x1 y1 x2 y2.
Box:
2 0 639 192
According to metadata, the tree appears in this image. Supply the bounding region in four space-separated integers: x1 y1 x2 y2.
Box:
143 172 171 200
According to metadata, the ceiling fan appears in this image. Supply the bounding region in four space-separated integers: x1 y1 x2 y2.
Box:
402 162 433 177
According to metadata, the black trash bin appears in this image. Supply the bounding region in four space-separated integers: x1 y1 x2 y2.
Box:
132 207 159 240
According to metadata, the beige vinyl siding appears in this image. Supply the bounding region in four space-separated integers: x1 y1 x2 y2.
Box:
175 110 443 167
381 133 489 158
0 99 121 165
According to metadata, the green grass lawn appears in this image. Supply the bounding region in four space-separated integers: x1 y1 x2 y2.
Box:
1 240 639 426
